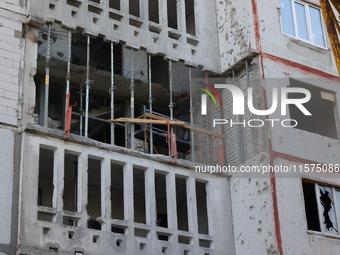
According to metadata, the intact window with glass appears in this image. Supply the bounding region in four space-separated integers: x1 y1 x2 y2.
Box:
302 180 340 236
280 0 326 48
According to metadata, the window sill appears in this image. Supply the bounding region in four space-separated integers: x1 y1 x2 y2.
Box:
307 230 340 240
282 33 328 53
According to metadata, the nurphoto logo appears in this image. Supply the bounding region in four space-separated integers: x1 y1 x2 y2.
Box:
198 83 312 128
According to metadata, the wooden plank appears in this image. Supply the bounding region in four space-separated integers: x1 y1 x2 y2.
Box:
144 113 225 138
111 113 225 139
134 113 225 139
109 118 185 126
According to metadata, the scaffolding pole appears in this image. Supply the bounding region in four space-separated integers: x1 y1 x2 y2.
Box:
233 70 243 163
148 55 153 154
79 72 83 136
189 67 195 162
85 36 90 138
65 30 72 117
205 71 214 165
246 59 256 156
168 60 174 135
44 22 51 127
130 49 135 149
110 43 115 145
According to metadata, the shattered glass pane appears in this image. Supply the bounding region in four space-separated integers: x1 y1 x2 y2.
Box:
319 186 338 235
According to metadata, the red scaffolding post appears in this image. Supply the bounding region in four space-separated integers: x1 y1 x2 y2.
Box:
166 120 177 163
64 92 77 141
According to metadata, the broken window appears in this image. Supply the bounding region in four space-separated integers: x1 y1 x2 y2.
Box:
134 167 146 224
129 0 140 17
155 172 168 228
111 163 124 220
185 0 196 35
87 158 102 228
302 180 340 235
63 153 78 212
167 0 178 29
149 0 159 23
288 80 338 140
196 181 209 235
176 177 189 231
38 147 54 207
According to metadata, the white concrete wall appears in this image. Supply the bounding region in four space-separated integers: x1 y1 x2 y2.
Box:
26 0 220 71
18 130 235 255
0 127 15 245
216 0 257 72
0 15 25 126
257 0 338 76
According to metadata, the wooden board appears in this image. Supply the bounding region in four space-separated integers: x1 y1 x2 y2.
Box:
109 117 185 126
112 113 226 139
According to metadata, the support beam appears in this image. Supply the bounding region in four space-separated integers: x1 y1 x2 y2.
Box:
44 22 51 127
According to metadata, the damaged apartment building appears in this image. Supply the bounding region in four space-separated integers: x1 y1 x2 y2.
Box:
1 0 340 254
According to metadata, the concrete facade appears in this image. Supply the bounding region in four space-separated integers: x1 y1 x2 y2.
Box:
1 0 340 254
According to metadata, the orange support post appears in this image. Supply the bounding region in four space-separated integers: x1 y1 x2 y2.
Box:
166 120 178 163
64 92 77 141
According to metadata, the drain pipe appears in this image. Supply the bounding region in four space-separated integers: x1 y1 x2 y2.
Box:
169 60 174 135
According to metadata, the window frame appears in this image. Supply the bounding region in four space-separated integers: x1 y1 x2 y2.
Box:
303 181 340 237
280 0 327 49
